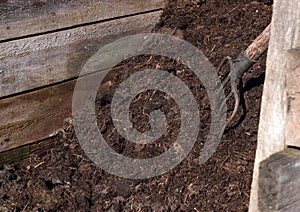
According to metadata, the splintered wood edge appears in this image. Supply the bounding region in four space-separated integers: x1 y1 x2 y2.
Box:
0 0 166 41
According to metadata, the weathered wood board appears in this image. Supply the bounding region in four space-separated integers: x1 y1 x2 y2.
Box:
0 0 166 41
0 0 165 153
0 11 162 98
0 71 116 153
258 148 300 211
0 78 74 152
0 11 163 152
286 49 300 147
0 137 58 168
249 0 300 211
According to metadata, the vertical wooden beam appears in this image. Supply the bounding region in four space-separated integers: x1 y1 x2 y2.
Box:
285 49 300 147
249 0 300 211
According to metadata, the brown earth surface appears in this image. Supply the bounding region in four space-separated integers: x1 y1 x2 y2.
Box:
0 0 272 211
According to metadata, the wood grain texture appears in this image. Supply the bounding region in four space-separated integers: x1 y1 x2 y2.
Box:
0 73 115 153
249 0 300 211
0 79 74 152
245 24 271 61
0 0 166 41
258 148 300 211
0 137 57 168
286 49 300 147
0 11 162 98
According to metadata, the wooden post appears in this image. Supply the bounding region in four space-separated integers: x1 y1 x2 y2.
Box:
258 148 300 211
249 0 300 211
285 49 300 147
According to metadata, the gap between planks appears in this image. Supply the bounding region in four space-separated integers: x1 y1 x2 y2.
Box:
0 0 166 41
0 11 163 98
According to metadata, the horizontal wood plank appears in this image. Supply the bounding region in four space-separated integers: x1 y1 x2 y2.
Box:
0 11 162 98
0 137 57 168
0 79 74 152
0 0 166 41
0 70 116 153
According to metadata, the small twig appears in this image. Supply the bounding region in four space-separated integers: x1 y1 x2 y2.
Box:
33 161 45 169
21 202 29 212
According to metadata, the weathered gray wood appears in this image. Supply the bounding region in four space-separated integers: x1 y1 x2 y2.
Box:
278 201 300 212
258 148 300 211
286 49 300 147
249 0 300 211
0 0 166 41
0 11 162 98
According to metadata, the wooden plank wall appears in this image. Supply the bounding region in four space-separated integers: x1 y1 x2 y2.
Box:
0 0 166 98
249 0 300 211
0 0 166 153
0 0 165 41
0 12 163 98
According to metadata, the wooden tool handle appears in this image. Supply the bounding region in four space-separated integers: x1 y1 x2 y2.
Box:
245 24 271 61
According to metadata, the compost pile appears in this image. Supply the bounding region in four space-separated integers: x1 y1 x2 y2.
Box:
0 0 272 211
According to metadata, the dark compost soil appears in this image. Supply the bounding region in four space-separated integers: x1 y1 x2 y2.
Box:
0 0 272 211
